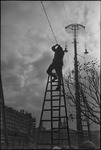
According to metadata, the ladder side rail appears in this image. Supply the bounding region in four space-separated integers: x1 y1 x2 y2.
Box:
83 102 91 141
50 75 53 149
61 76 71 148
58 85 61 146
37 75 50 146
81 99 91 141
81 90 91 141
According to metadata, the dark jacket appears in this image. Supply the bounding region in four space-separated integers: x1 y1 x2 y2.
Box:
51 45 64 66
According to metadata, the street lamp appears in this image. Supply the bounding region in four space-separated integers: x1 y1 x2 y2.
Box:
65 24 85 146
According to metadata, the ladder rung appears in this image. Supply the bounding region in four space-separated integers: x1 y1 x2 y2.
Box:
37 143 58 145
52 81 58 83
41 119 51 122
52 116 66 119
52 109 59 111
60 105 65 107
45 99 60 101
53 138 68 141
47 90 63 92
52 90 61 92
43 109 51 111
45 99 51 101
52 95 64 97
39 130 67 133
46 129 59 132
39 130 51 133
52 99 60 101
52 95 60 97
43 109 59 111
51 84 58 86
42 119 59 122
46 90 51 92
52 105 59 108
52 105 65 108
39 129 64 133
47 90 59 92
52 127 58 130
53 127 67 130
60 127 68 129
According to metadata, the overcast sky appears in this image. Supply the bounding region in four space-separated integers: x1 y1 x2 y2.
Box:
1 1 100 129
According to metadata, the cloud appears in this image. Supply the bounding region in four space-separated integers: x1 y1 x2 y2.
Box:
1 1 100 128
33 51 52 81
2 50 52 124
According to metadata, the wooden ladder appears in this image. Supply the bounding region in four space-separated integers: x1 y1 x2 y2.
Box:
37 74 71 149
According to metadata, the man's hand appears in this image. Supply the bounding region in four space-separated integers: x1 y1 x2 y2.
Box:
55 44 59 47
64 49 68 52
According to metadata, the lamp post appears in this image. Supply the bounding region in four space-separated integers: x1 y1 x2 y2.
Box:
65 24 85 146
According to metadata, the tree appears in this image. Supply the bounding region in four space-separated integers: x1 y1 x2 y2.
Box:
64 58 100 125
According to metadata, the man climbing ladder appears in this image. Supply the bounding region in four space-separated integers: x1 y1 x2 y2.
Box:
47 44 67 91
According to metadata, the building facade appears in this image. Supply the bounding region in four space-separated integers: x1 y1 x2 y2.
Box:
1 105 36 149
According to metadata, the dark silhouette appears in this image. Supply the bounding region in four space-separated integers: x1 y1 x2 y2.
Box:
47 44 67 91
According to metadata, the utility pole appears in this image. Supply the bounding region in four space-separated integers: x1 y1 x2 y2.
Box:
65 24 85 146
0 72 9 149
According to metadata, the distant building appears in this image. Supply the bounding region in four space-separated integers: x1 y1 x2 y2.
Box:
1 105 36 149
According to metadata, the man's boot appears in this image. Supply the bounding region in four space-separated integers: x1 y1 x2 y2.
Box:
52 74 58 82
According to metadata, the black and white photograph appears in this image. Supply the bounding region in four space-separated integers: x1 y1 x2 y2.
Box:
1 0 100 149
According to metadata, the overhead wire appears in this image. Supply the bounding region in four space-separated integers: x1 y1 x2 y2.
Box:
61 1 71 70
62 0 69 50
40 1 58 44
62 0 68 22
40 1 72 72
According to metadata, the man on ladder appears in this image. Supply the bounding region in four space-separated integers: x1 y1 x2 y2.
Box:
47 44 67 91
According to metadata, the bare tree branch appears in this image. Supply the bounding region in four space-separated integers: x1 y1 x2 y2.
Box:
64 59 100 125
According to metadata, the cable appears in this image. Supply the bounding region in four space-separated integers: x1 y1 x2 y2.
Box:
62 0 68 22
61 1 69 52
41 1 58 44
